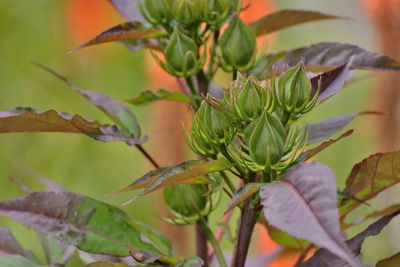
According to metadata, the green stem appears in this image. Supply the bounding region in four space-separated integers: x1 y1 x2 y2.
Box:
219 171 236 194
197 218 227 267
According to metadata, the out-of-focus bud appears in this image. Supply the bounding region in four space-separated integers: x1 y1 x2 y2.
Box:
276 62 318 119
218 15 257 71
141 0 173 25
163 184 207 217
244 110 286 170
201 0 229 26
163 27 202 77
172 0 201 25
231 74 273 123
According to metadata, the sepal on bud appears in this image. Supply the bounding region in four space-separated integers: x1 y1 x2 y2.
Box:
201 0 229 26
172 0 201 25
138 0 173 25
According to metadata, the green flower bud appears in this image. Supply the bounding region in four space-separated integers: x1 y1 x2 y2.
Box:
164 27 199 76
201 0 229 25
195 100 234 145
277 62 317 115
231 75 273 123
172 0 201 25
141 0 173 25
219 15 256 71
163 184 207 217
244 110 286 168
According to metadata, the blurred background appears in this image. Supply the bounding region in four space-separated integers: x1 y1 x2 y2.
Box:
0 0 399 266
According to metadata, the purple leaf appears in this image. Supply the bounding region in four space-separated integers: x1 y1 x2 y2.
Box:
311 59 352 104
260 162 362 267
306 112 380 144
273 42 400 71
34 63 142 138
298 130 354 162
108 0 144 22
301 209 400 266
248 9 347 37
68 22 165 53
0 227 38 263
339 150 400 221
0 107 146 146
224 183 263 214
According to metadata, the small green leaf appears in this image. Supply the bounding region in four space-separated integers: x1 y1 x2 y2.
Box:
123 89 191 106
38 234 75 265
112 159 234 205
249 9 347 36
225 183 263 214
0 192 169 257
69 22 166 53
339 151 400 221
0 107 146 146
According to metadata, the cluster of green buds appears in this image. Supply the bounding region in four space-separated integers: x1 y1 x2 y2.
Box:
162 184 217 225
138 0 263 78
139 0 241 27
185 62 318 176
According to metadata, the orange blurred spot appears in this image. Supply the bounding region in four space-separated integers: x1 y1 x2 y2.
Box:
240 0 278 49
363 0 400 17
65 0 120 45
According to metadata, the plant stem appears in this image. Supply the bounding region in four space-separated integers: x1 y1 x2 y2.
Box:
198 218 228 267
196 220 209 267
196 70 209 97
230 173 259 267
220 171 236 194
135 144 160 168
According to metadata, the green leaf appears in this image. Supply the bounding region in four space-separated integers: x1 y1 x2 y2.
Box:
297 129 354 162
38 234 75 265
273 42 400 71
34 63 142 138
376 251 400 267
0 254 43 267
249 9 347 36
69 22 166 53
123 89 191 106
0 191 169 257
0 107 146 146
0 227 39 263
339 151 400 221
225 183 263 214
111 159 234 205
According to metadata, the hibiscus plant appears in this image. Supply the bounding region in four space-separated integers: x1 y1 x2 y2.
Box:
1 1 400 267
